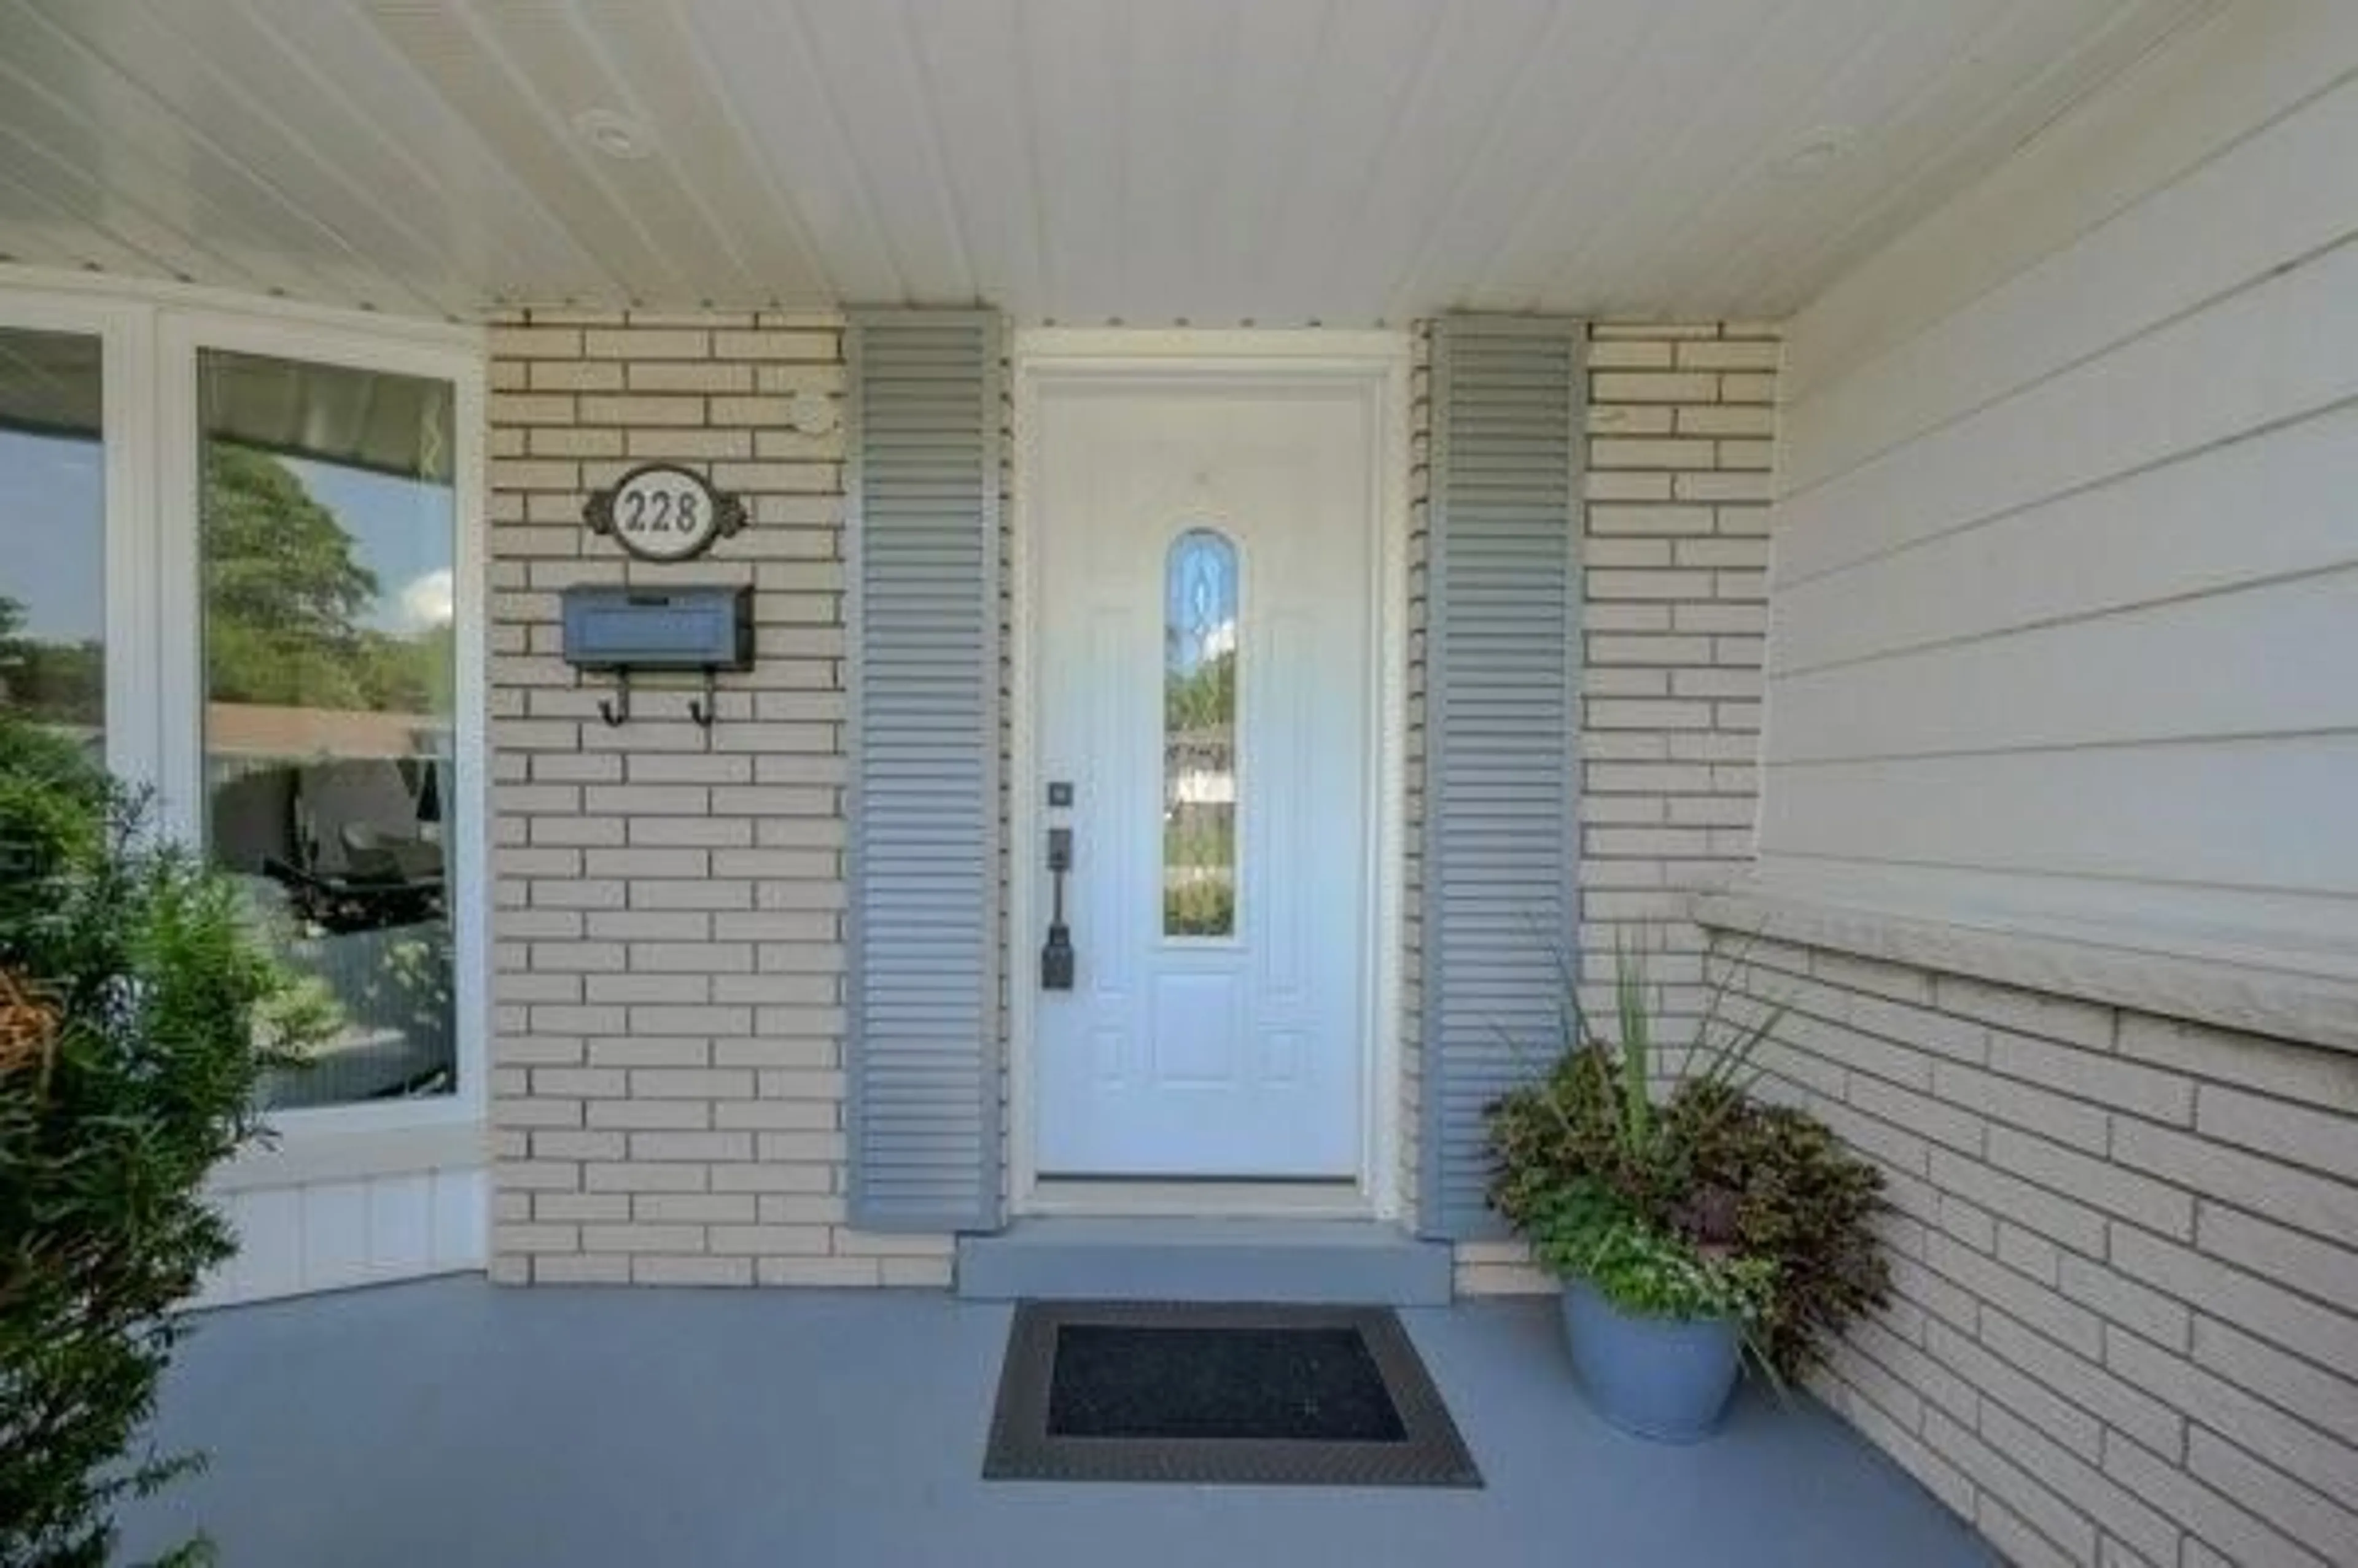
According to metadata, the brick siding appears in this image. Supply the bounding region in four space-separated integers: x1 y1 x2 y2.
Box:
1455 321 1780 1295
484 312 1773 1294
1711 935 2358 1568
484 309 949 1287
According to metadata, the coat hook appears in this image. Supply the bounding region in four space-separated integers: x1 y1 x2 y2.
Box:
687 667 718 731
597 672 631 728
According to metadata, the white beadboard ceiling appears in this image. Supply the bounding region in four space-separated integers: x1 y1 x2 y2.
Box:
0 0 2217 324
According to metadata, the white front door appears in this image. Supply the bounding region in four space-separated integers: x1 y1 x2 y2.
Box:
1032 377 1375 1178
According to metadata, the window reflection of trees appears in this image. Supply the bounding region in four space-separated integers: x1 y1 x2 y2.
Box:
0 594 101 730
198 363 459 1109
203 443 453 716
0 327 106 742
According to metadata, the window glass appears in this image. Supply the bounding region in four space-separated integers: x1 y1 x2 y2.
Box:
1163 528 1237 937
199 349 458 1108
0 327 104 748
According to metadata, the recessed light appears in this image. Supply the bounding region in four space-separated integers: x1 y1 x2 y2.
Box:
1773 127 1856 178
573 108 654 161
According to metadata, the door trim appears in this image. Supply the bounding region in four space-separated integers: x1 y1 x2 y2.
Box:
1008 329 1411 1221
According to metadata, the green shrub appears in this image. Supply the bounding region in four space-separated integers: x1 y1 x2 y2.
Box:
1487 941 1888 1382
0 718 330 1567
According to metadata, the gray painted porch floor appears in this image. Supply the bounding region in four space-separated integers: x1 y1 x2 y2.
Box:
120 1277 1990 1567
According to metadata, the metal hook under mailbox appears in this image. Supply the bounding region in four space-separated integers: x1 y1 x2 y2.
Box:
597 672 632 728
687 667 718 731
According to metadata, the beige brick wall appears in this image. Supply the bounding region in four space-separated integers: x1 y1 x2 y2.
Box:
1712 936 2358 1568
484 308 950 1287
1455 321 1780 1295
485 311 1772 1293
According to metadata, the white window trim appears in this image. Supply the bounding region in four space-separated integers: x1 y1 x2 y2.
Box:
0 285 158 793
1 266 489 1176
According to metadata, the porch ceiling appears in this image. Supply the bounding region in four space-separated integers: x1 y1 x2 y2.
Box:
0 0 2213 324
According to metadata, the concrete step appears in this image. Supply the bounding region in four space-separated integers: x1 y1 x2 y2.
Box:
954 1217 1453 1306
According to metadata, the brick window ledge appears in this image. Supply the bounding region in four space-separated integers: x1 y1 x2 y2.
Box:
1693 880 2358 1056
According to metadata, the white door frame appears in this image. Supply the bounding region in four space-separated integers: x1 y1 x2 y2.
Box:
1008 328 1411 1221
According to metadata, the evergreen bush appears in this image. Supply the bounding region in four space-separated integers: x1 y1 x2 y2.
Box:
0 717 329 1566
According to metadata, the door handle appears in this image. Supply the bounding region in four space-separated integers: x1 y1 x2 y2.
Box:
1041 825 1076 991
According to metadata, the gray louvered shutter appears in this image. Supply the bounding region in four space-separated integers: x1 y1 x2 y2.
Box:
844 310 1003 1233
1420 316 1585 1239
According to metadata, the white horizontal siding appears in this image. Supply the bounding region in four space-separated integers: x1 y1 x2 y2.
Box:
1771 403 2358 675
1778 228 2358 586
1761 2 2358 988
1779 1 2358 403
1780 48 2358 486
200 1167 487 1308
1764 738 2358 897
1770 569 2358 762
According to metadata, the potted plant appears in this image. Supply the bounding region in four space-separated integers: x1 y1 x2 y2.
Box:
1487 942 1888 1442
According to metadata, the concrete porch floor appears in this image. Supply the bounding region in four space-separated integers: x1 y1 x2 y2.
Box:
120 1278 1989 1567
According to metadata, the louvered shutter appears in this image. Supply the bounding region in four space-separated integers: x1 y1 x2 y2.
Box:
844 310 1003 1233
1420 316 1585 1239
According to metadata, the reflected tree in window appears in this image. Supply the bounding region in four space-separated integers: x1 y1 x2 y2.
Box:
203 443 452 714
0 595 102 726
199 350 459 1109
0 327 106 745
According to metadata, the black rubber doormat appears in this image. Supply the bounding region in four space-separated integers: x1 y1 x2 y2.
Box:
983 1301 1481 1487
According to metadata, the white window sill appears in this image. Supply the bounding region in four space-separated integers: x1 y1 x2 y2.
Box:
211 1113 486 1192
1691 880 2358 1056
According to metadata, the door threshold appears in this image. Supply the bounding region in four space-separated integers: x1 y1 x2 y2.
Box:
958 1216 1451 1304
1022 1178 1374 1221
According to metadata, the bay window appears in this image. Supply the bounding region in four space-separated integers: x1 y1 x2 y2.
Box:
0 282 483 1146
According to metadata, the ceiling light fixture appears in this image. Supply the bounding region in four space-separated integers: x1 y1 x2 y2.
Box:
573 108 654 161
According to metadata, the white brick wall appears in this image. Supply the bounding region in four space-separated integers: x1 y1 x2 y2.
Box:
486 308 951 1287
1455 321 1779 1295
1713 935 2358 1568
487 312 1772 1295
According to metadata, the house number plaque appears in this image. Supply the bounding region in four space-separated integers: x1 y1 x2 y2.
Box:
585 462 747 562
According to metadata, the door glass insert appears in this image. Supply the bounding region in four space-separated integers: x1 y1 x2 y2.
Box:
198 349 459 1109
1163 528 1237 937
0 327 105 750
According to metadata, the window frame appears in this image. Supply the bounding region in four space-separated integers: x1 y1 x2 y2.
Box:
0 270 486 1165
158 306 488 1144
0 288 158 793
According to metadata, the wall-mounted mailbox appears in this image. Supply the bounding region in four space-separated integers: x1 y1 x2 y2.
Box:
562 584 753 671
561 584 753 728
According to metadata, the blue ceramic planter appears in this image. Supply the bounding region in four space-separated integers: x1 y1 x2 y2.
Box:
1560 1277 1744 1443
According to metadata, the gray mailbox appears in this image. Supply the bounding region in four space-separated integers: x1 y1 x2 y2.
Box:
561 584 753 728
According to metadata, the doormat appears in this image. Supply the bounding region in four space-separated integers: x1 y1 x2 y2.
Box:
982 1301 1481 1487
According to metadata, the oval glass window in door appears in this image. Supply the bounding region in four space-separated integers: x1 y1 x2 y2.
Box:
1163 528 1237 938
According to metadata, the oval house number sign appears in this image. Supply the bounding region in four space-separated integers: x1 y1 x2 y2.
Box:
585 462 747 562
